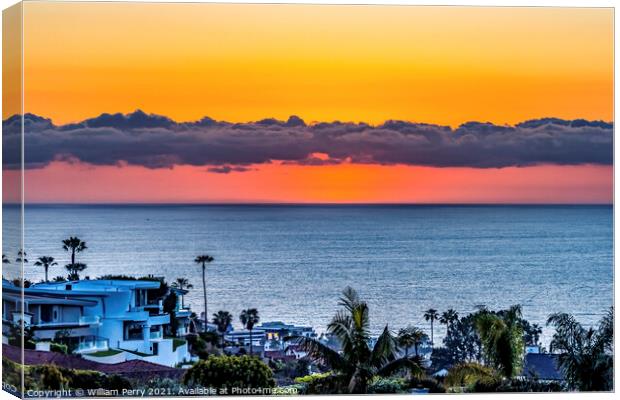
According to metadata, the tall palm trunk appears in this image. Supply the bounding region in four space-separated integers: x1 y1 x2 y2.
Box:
430 319 434 346
201 263 207 331
71 250 75 266
44 266 49 282
249 328 253 355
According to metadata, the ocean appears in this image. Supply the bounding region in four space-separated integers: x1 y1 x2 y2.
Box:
2 204 613 345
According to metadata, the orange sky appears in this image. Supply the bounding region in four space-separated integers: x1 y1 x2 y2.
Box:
4 3 614 203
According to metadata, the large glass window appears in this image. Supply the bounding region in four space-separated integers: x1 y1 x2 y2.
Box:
124 322 144 340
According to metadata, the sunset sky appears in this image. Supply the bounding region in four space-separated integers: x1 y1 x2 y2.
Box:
3 3 614 203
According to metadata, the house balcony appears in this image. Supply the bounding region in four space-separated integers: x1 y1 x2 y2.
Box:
75 336 109 354
148 314 170 326
29 315 101 328
150 330 163 339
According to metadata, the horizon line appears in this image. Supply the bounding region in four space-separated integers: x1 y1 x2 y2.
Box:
4 202 613 207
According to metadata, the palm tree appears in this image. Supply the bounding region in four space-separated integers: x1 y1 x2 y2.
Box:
397 326 427 357
194 255 214 329
440 309 459 331
65 262 87 281
16 249 28 263
62 237 87 265
171 277 194 308
294 287 422 394
546 307 613 391
2 254 10 264
212 310 233 347
528 323 543 346
239 308 260 355
474 305 524 379
34 256 58 282
424 308 439 346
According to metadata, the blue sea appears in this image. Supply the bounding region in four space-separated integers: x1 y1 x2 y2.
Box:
2 204 613 346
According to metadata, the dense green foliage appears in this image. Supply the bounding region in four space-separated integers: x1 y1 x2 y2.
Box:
433 305 545 372
547 307 613 391
294 287 422 393
293 373 348 394
2 358 132 392
7 323 35 349
367 377 407 393
163 290 179 336
50 342 68 354
183 356 275 390
474 305 524 378
269 358 311 384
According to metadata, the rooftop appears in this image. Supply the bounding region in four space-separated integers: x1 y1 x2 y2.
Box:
33 279 161 291
2 344 183 380
521 353 563 381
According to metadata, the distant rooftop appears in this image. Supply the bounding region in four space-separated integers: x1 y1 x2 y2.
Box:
258 321 313 330
521 353 563 381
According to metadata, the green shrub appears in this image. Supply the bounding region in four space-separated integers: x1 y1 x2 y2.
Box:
2 358 23 391
368 377 407 393
50 342 68 354
66 370 108 389
183 355 275 390
294 373 347 394
36 365 67 390
24 364 132 391
475 378 564 393
135 377 184 392
294 372 332 384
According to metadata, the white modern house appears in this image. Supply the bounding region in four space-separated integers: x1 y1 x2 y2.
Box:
2 279 192 367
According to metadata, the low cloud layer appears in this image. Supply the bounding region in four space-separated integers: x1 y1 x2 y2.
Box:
2 111 613 172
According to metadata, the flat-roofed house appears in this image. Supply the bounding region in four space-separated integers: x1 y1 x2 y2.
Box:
2 279 191 367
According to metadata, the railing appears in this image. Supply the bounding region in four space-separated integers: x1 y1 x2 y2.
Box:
32 315 100 327
79 315 101 325
76 337 109 354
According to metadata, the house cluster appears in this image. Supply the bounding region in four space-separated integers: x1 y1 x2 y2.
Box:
1 278 322 369
2 278 195 367
223 320 317 361
2 277 439 374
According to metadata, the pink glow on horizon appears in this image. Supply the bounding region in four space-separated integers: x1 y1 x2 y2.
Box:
3 162 612 204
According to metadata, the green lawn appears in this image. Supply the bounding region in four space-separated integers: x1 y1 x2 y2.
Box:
86 349 122 357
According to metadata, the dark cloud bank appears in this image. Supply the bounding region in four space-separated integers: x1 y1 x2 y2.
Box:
2 110 613 172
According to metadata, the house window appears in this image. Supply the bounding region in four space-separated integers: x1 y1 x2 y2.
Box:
124 322 144 340
40 305 53 323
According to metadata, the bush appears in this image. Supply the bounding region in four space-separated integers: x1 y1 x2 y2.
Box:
50 342 68 354
36 365 67 390
183 355 275 390
135 377 185 392
482 378 564 393
294 373 348 394
271 358 311 383
368 377 407 393
294 372 332 385
199 331 220 346
24 364 132 391
2 358 23 390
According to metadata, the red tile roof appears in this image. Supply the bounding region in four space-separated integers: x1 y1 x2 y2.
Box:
2 344 184 380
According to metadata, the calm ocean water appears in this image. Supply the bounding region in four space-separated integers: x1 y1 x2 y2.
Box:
2 204 613 345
